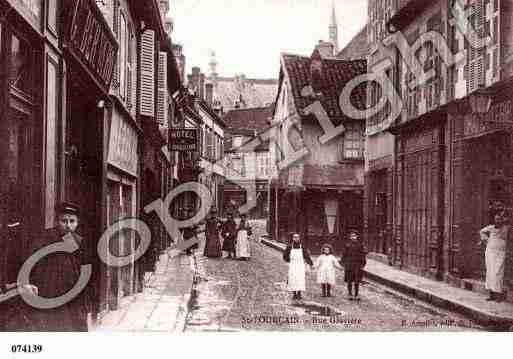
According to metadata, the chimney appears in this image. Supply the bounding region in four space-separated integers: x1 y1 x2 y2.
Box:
188 67 204 98
315 40 334 58
199 72 205 100
205 83 214 106
158 0 169 21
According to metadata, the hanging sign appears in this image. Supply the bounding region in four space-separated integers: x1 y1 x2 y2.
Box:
464 100 513 137
108 115 138 176
169 129 199 152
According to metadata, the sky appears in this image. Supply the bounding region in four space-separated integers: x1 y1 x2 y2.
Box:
169 0 368 79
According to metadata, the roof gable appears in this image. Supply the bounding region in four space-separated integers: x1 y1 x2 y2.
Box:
280 53 367 125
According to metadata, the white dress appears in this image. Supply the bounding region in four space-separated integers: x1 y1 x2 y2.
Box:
236 228 251 258
481 225 508 292
287 248 306 291
315 254 342 285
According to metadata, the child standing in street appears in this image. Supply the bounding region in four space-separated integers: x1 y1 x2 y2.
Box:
283 233 313 300
340 230 367 301
314 244 343 297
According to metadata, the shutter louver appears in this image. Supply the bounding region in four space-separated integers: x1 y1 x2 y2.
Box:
139 29 156 117
112 0 120 93
157 51 168 126
468 0 485 92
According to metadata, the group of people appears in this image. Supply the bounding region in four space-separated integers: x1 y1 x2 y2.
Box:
183 209 253 261
284 231 366 301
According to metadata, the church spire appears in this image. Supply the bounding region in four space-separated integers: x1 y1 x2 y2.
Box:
209 50 218 83
329 1 339 54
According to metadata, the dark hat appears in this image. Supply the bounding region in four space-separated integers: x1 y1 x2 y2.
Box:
56 202 80 216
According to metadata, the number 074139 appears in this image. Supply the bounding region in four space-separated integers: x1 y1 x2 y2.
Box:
10 344 43 353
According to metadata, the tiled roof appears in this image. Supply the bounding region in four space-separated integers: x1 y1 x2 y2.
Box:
209 76 278 112
281 53 367 125
223 106 273 152
223 106 273 133
337 25 370 61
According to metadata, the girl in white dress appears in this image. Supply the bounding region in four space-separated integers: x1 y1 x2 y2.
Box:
283 233 313 300
314 244 343 297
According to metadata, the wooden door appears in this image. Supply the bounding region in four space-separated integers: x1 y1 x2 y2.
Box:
451 132 512 279
397 125 445 278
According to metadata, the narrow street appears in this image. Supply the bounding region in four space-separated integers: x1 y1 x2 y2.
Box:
185 222 482 332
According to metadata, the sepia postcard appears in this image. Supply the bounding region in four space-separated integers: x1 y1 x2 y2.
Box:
1 1 512 354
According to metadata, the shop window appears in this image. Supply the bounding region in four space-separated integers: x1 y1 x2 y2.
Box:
257 152 268 177
340 123 364 160
307 198 327 236
229 154 245 177
9 34 34 96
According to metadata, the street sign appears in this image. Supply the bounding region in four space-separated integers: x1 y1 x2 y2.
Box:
169 128 199 152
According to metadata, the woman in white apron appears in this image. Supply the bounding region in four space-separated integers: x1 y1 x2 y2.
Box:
479 212 509 302
283 233 313 300
236 214 252 260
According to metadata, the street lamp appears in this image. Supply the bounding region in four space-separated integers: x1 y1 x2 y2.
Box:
469 85 493 114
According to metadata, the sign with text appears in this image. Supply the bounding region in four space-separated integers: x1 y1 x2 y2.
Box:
464 100 513 137
108 115 138 176
169 129 199 152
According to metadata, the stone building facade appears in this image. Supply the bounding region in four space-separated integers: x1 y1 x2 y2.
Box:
352 0 513 298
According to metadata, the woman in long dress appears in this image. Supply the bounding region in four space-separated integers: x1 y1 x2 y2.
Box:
221 212 237 259
479 212 509 302
236 214 252 260
204 209 222 258
283 233 313 300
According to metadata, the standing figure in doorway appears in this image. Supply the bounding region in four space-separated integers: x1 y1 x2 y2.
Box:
283 233 313 300
236 214 252 260
479 212 510 302
340 230 366 301
29 202 91 331
204 208 222 258
221 212 237 259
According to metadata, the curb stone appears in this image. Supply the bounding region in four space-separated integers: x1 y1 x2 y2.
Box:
260 238 513 331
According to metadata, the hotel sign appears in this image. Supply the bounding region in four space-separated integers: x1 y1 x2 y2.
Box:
67 0 117 92
169 129 199 152
464 100 513 137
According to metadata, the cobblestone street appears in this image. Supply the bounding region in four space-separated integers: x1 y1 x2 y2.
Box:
185 221 482 332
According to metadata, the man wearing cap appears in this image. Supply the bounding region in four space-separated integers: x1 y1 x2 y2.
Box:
29 202 91 331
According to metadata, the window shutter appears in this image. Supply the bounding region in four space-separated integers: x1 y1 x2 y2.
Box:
112 0 120 92
127 30 134 113
157 51 168 126
468 0 485 92
139 29 155 117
